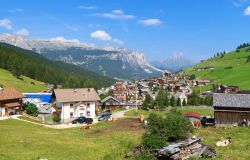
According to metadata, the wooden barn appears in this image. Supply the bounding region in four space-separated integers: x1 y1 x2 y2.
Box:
213 93 250 125
101 96 121 110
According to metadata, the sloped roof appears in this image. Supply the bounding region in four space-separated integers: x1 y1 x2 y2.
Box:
0 87 23 101
101 96 120 103
54 88 100 103
213 93 250 108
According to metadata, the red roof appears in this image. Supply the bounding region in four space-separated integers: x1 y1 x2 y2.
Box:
184 112 201 118
0 87 23 101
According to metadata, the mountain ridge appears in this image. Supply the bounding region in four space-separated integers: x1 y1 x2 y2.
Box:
0 33 164 80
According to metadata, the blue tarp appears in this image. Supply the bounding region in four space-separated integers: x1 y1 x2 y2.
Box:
23 93 52 103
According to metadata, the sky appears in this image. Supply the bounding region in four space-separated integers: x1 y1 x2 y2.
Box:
1 0 250 62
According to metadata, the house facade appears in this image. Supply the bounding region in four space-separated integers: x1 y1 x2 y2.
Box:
54 88 100 122
213 93 250 125
0 87 23 117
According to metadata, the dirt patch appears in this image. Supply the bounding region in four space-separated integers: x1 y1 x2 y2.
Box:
85 118 145 137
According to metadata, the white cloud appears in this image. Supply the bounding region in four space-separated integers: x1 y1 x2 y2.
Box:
113 38 124 45
78 6 97 10
14 28 29 36
244 6 250 15
0 19 13 30
138 19 162 26
90 10 135 20
50 36 80 43
9 8 24 13
90 30 112 41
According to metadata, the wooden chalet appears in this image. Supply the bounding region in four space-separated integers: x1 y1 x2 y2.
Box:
0 87 23 117
101 96 121 110
213 93 250 125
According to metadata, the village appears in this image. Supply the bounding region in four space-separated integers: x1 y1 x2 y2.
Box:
1 69 250 159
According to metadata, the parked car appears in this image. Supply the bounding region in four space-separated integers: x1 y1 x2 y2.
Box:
201 116 215 127
72 117 93 124
98 113 111 121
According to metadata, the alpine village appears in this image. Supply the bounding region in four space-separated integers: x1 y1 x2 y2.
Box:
1 1 250 160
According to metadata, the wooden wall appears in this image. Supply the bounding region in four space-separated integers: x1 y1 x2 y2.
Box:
214 106 250 124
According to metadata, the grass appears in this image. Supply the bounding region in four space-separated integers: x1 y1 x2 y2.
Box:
18 116 42 124
195 127 250 160
1 108 250 160
182 48 250 90
0 68 46 92
124 106 214 118
0 118 144 160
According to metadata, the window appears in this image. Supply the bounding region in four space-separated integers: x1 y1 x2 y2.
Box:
70 104 73 109
70 112 74 118
87 111 91 116
87 103 90 108
80 113 83 117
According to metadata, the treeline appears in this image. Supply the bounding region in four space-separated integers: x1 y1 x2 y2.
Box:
142 88 212 110
236 43 250 50
0 43 115 89
213 51 226 58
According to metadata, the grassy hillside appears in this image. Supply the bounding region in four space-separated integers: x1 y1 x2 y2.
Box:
0 68 45 92
183 47 250 90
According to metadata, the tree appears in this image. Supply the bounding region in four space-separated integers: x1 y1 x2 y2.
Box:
25 103 38 117
170 96 176 107
142 94 152 110
176 98 181 107
141 109 193 150
155 88 167 110
182 99 187 106
190 74 196 80
188 91 200 106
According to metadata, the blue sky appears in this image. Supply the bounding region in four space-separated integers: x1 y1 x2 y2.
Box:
1 0 250 62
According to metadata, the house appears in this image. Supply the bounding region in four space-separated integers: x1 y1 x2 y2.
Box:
101 96 121 110
54 88 100 122
113 82 128 101
0 87 23 117
213 93 250 125
174 92 187 106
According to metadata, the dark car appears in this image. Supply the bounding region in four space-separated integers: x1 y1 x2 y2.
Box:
201 117 215 127
72 117 93 124
98 113 111 121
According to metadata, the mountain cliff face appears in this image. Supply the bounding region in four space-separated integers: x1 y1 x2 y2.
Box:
152 53 195 72
0 34 163 80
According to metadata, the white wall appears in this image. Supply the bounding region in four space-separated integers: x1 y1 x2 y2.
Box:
61 101 96 122
0 108 5 117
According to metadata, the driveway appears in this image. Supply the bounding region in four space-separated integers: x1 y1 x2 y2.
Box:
112 109 132 119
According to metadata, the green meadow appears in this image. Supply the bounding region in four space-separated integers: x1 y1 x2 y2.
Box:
183 48 250 90
0 68 46 92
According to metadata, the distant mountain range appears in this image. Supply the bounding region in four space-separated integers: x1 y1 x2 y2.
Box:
151 53 195 72
0 34 163 80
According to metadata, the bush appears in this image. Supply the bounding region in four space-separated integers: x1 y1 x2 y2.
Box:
52 116 61 123
142 109 193 150
25 103 38 117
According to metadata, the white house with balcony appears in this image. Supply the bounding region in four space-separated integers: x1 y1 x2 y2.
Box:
54 88 100 122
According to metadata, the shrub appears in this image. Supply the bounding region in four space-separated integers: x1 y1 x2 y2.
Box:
225 66 233 69
142 109 193 150
25 103 38 117
52 116 61 123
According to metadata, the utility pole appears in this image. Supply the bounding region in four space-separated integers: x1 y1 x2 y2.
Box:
133 73 138 113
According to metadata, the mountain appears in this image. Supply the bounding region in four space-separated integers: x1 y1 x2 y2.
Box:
151 53 195 72
0 43 115 89
182 45 250 90
0 34 163 80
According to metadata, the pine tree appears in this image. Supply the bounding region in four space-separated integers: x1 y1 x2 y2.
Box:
142 94 152 110
182 99 187 106
176 98 181 107
170 96 176 107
